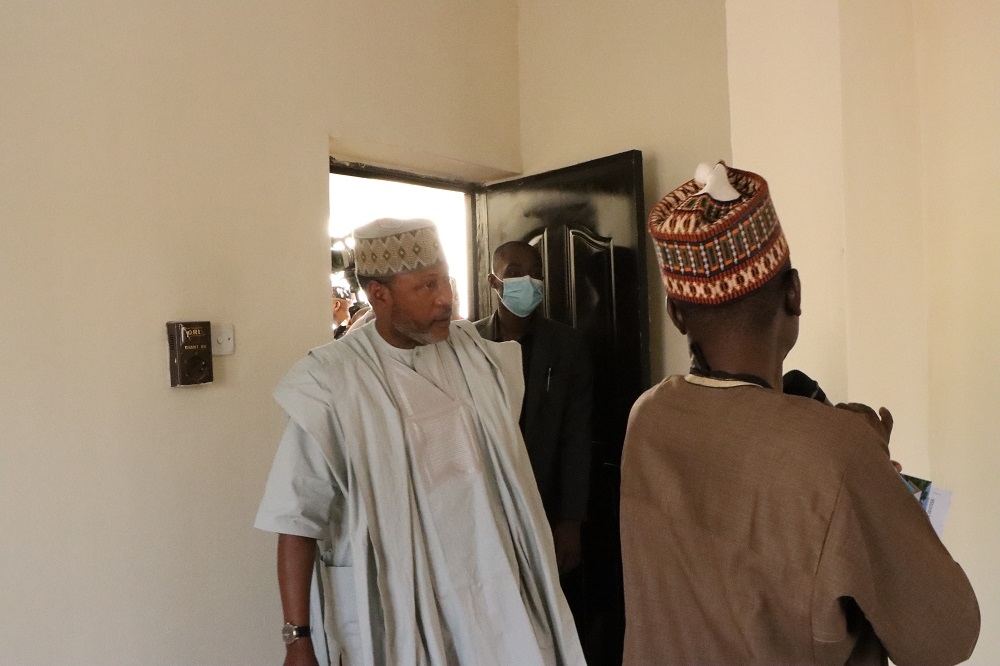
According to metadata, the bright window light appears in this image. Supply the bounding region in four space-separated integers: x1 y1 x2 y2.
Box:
329 174 470 319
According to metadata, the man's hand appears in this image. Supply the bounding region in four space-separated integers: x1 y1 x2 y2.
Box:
836 403 901 470
553 521 582 575
836 403 893 442
283 638 319 666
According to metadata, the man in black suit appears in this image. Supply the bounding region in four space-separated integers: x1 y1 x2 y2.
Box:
475 241 594 575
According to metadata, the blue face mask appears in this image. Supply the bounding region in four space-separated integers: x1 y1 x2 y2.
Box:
500 276 544 318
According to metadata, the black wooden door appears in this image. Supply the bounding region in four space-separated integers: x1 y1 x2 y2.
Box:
473 150 649 665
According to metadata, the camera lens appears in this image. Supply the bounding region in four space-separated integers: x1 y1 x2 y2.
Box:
331 247 354 272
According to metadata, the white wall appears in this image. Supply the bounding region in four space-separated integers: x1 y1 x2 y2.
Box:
916 1 1000 662
517 0 733 380
0 1 520 664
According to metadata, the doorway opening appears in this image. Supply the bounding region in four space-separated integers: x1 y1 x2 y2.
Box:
328 171 472 319
326 151 649 666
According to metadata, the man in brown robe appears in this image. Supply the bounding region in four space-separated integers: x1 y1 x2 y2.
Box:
620 162 980 665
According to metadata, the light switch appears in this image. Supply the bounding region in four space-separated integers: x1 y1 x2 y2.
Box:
212 323 235 355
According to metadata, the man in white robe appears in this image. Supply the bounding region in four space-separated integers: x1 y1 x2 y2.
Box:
256 218 584 666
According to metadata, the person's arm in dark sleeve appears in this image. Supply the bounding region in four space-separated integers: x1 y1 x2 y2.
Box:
553 332 594 573
557 331 594 522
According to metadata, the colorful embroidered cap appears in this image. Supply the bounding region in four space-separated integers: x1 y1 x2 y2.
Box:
353 218 445 278
647 162 790 304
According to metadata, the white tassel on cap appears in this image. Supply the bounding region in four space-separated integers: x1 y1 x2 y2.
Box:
694 162 714 186
693 162 740 202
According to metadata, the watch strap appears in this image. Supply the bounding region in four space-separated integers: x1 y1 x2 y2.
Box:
282 622 311 645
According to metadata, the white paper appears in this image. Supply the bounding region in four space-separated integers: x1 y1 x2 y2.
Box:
925 486 953 537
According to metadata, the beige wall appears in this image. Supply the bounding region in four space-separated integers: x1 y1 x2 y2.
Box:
839 0 931 475
727 0 851 402
0 4 333 664
730 0 932 471
0 1 519 664
326 1 521 181
517 0 733 380
728 0 998 661
916 1 1000 662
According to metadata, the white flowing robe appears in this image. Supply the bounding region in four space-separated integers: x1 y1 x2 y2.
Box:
256 320 583 666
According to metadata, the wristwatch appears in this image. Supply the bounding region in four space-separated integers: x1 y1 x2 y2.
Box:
281 622 311 645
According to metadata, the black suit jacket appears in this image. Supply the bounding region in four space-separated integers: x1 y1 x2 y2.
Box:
475 312 593 523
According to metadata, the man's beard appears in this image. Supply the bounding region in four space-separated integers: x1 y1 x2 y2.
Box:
390 303 452 346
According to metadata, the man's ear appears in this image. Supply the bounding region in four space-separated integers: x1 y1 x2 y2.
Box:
364 279 392 310
784 269 802 317
666 297 687 335
487 273 504 295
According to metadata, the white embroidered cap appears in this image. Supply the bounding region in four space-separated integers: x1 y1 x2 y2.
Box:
353 218 445 278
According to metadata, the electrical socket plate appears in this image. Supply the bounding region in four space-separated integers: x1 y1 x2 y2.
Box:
212 323 234 356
